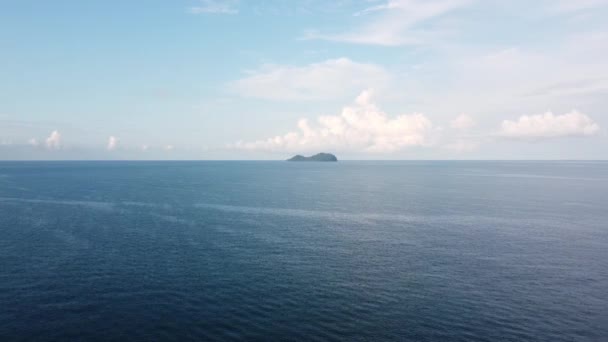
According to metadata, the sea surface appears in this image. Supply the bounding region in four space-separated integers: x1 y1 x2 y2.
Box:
0 161 607 341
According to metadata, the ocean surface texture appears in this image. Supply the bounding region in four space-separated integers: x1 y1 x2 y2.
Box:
0 161 607 341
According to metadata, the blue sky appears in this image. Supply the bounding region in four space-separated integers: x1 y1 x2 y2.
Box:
1 0 607 159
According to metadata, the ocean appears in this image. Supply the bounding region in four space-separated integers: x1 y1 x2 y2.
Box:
0 161 607 341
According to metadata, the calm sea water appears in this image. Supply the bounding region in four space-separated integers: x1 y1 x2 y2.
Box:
0 161 607 341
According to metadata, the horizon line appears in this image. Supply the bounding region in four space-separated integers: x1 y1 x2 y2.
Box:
0 159 607 162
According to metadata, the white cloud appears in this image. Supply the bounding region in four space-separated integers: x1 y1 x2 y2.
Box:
234 90 436 153
500 111 600 139
525 78 608 98
552 0 608 12
397 32 608 123
444 139 478 153
28 138 39 147
107 136 119 151
45 130 62 150
303 0 471 46
164 145 175 151
444 114 477 153
141 145 149 151
230 58 390 100
451 114 475 130
189 0 238 14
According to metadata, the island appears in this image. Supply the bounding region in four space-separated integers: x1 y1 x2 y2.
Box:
287 153 338 162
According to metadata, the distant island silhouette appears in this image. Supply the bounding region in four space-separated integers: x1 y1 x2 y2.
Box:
287 153 338 162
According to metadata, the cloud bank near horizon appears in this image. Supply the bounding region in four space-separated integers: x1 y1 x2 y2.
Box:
233 90 437 153
500 111 600 140
233 91 602 155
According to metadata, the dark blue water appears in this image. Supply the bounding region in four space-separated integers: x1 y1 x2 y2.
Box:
1 161 607 341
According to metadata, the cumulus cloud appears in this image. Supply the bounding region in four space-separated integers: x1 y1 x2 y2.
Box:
234 90 436 153
45 130 62 149
107 136 119 151
189 0 238 14
500 111 600 139
164 145 175 151
229 58 390 100
28 138 39 147
451 114 475 130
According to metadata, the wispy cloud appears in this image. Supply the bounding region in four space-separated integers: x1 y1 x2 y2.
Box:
450 114 475 130
189 0 238 14
552 0 608 13
443 114 478 153
229 58 390 100
28 138 40 147
444 139 478 153
525 78 608 97
303 0 472 46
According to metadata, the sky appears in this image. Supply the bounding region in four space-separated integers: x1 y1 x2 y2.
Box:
1 0 607 160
